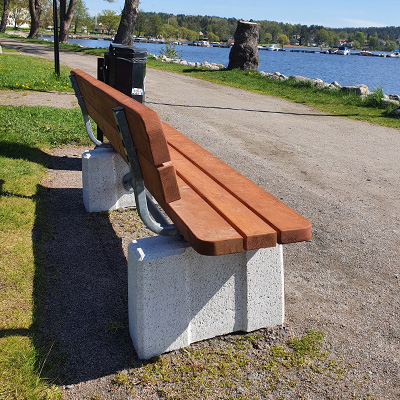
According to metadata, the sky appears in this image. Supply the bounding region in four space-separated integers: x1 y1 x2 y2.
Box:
85 0 400 29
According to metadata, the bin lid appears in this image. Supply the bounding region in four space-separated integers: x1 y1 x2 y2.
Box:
109 43 147 56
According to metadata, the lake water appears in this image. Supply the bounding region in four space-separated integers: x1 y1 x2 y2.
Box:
62 37 400 95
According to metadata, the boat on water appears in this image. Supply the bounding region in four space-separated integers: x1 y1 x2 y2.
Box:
258 44 279 51
390 50 400 58
360 50 373 56
266 44 279 51
337 46 350 55
188 40 211 47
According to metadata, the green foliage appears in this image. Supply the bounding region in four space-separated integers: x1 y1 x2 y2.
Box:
98 9 120 34
278 34 289 47
159 42 182 60
362 87 385 108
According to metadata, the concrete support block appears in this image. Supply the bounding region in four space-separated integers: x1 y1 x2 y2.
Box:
81 147 136 212
128 235 284 359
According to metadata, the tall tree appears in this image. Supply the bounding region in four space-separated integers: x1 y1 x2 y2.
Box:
113 0 139 45
0 0 10 33
27 0 42 38
59 0 76 42
98 9 119 35
9 0 30 29
72 0 90 34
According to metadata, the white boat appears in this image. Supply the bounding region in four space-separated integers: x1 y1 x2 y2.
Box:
337 46 350 55
198 40 210 47
266 44 279 51
390 50 399 58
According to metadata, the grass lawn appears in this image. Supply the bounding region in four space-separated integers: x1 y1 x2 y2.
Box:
0 52 90 399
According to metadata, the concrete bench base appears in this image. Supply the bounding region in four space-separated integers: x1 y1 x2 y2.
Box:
82 147 136 212
128 235 284 359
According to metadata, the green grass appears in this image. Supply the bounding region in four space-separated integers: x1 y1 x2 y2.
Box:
0 54 72 92
0 104 90 399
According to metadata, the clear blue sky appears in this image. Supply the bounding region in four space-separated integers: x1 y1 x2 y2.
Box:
86 0 400 29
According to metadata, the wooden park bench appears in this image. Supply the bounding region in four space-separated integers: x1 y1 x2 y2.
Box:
70 68 311 256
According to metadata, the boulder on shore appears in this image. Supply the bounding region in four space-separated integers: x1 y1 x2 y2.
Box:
341 84 369 96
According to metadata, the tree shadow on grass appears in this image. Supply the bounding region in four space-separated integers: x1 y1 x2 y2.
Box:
0 141 81 171
31 151 138 385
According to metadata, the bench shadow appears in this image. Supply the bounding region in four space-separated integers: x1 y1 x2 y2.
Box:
146 100 356 117
31 153 137 384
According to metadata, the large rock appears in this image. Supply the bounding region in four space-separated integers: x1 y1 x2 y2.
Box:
341 84 369 96
228 20 259 70
290 75 312 84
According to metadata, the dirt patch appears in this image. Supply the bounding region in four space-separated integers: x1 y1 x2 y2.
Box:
0 90 78 108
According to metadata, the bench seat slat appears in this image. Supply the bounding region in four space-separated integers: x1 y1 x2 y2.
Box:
168 146 277 250
162 123 311 244
161 177 244 256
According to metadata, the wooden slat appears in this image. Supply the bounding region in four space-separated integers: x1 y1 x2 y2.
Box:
72 69 171 166
168 146 277 250
71 69 181 204
161 177 244 256
162 122 312 244
137 154 180 204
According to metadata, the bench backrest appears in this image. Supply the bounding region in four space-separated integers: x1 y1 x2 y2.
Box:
71 69 181 204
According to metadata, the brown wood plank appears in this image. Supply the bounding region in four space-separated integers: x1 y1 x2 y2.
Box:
137 154 180 204
161 177 244 256
162 122 312 244
72 69 171 165
72 69 181 204
168 146 277 250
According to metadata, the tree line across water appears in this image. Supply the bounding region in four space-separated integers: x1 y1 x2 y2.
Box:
1 1 399 50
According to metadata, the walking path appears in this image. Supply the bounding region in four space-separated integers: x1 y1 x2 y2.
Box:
2 37 399 398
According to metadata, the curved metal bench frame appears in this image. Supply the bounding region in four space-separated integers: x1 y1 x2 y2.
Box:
70 74 178 237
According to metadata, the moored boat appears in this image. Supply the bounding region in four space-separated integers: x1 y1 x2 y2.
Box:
360 50 373 56
337 46 350 55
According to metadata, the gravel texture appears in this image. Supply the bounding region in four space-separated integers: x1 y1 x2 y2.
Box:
2 38 399 399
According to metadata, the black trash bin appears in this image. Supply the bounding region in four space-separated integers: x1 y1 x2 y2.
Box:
100 43 147 103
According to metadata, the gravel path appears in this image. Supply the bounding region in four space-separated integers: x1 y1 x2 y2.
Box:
2 38 399 399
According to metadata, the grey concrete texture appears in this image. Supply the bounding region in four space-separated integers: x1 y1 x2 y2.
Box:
82 147 136 212
128 237 284 359
2 37 399 398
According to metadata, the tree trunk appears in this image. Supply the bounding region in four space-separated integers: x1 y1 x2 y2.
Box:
113 0 139 46
0 0 10 33
27 0 41 38
59 0 76 43
228 20 259 71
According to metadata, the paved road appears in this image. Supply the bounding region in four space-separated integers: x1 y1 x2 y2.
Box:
2 37 400 397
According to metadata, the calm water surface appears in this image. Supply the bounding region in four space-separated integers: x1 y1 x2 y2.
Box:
64 38 400 95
